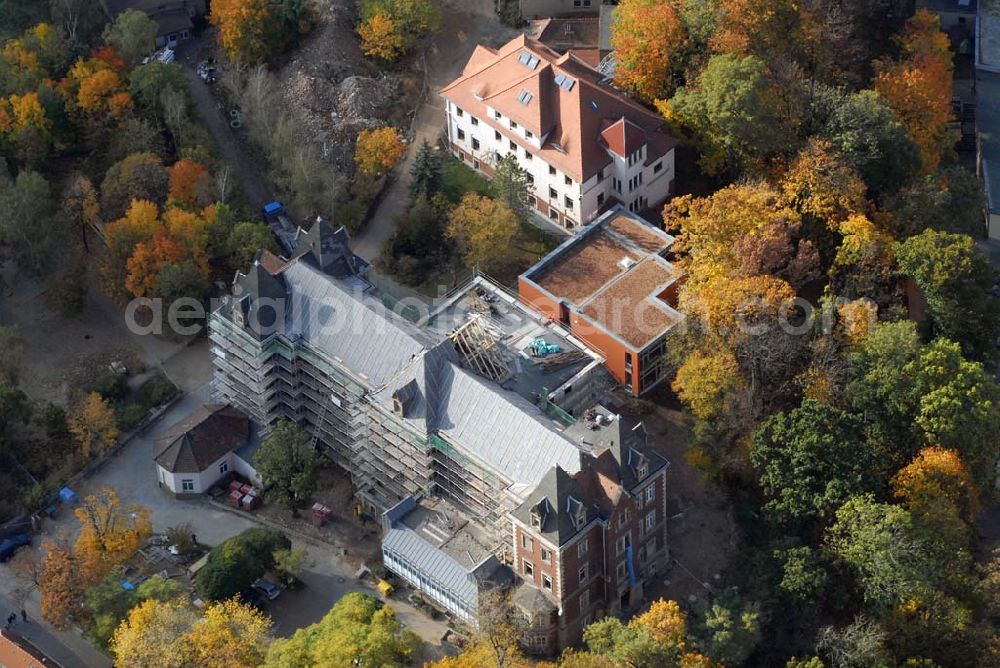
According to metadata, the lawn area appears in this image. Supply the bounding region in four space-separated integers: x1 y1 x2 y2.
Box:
382 156 562 293
440 156 491 203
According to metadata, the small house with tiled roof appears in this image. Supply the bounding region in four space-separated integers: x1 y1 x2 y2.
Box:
154 404 261 497
440 34 677 231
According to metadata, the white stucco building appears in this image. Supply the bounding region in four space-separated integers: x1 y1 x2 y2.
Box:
154 404 262 497
441 35 677 231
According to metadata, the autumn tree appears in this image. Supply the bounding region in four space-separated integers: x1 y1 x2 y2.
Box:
265 592 420 667
890 447 978 561
185 598 273 668
357 0 439 63
102 9 157 67
111 598 196 668
354 126 405 176
446 193 519 272
60 173 100 251
69 392 119 460
100 152 168 219
829 213 896 308
874 10 954 171
73 487 152 583
102 198 160 301
210 0 315 64
39 539 81 630
780 138 867 231
167 159 211 209
710 0 802 62
611 0 686 102
358 11 405 61
672 349 746 424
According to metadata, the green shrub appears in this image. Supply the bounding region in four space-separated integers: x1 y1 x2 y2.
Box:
195 528 291 601
87 372 127 400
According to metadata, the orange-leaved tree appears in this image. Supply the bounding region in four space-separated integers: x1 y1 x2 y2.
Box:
355 126 406 176
611 0 687 102
74 487 152 584
168 159 211 208
874 9 953 171
69 392 119 460
40 539 82 630
125 230 186 298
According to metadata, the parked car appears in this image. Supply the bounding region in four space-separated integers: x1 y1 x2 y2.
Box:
252 577 283 600
237 587 267 611
0 534 30 562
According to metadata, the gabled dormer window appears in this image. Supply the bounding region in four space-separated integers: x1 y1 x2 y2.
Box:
638 462 648 479
530 508 542 529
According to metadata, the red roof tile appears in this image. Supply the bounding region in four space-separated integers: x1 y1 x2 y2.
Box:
440 35 678 183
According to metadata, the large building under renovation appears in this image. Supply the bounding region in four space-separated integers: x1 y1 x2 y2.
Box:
209 219 671 651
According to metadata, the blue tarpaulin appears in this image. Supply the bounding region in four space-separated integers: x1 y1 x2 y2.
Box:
625 543 637 586
262 202 283 217
58 487 79 505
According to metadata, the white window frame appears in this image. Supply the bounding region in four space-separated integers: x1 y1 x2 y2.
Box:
181 479 195 492
577 538 589 557
523 559 534 577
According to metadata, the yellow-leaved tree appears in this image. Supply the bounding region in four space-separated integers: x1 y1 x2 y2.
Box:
358 11 405 62
111 598 196 668
69 392 119 460
446 193 519 272
354 126 406 176
183 598 272 668
74 487 152 583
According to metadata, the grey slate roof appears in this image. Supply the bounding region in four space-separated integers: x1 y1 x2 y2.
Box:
371 342 583 491
280 260 437 388
293 219 362 278
233 255 586 493
510 465 597 546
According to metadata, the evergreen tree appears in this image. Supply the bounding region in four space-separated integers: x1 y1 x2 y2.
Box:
409 140 442 199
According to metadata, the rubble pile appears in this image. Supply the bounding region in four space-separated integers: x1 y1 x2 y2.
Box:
273 0 407 171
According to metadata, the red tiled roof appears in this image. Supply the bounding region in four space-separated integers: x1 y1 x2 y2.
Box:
601 117 647 158
440 35 678 183
0 630 62 668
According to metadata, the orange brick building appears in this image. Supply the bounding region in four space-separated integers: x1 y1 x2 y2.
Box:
519 206 684 394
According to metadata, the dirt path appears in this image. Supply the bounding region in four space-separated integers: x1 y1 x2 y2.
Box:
606 387 738 608
351 0 518 266
177 38 276 212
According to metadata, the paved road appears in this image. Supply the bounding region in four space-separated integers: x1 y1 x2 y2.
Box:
177 39 275 213
0 589 111 667
351 0 517 266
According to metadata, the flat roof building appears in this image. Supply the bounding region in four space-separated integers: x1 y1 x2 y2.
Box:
519 207 684 394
